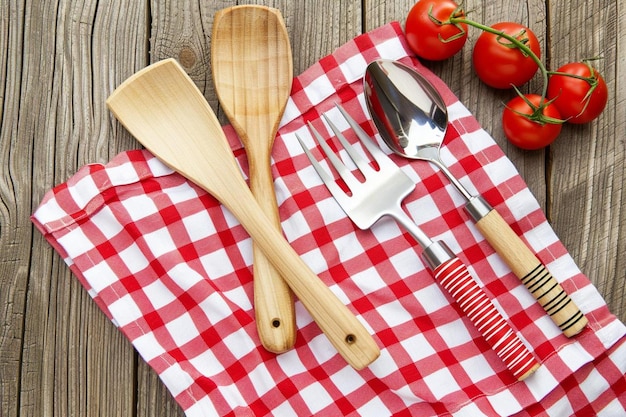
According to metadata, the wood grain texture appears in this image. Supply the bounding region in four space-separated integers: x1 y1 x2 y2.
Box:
1 0 623 415
106 58 380 371
548 0 625 321
211 5 297 353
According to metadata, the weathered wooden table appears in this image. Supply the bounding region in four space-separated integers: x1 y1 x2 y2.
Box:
2 1 623 415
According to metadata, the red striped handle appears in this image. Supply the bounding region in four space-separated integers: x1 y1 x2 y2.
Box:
434 258 540 381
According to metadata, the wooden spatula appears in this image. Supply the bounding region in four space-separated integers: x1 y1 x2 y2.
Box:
106 58 380 370
212 5 295 353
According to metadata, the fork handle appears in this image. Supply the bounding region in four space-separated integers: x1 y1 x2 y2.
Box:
467 197 588 337
430 248 540 381
395 210 538 379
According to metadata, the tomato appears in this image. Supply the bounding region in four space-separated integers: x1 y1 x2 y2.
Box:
405 0 468 61
547 62 608 124
472 22 541 89
502 94 562 150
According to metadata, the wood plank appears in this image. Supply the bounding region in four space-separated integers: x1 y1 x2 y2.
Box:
8 1 149 416
0 1 28 415
279 0 362 74
548 0 625 322
136 360 184 417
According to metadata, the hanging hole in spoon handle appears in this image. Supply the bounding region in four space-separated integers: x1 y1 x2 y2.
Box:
471 206 588 337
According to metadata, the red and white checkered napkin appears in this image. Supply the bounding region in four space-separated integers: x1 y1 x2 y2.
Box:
33 22 625 416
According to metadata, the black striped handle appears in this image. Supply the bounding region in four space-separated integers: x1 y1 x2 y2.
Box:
475 210 588 337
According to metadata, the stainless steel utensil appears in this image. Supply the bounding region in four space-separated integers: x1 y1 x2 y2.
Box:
297 104 539 381
364 59 587 337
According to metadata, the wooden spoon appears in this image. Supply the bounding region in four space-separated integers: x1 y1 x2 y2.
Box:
106 58 380 370
212 5 295 353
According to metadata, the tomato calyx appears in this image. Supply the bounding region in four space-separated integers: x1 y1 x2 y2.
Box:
405 0 470 61
547 58 604 118
502 94 562 150
506 88 566 126
426 3 468 43
494 29 533 56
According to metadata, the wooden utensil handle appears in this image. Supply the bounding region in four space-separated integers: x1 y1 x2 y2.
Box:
211 4 295 354
434 257 539 380
474 209 588 337
227 190 380 370
106 58 378 370
251 242 296 353
249 157 297 353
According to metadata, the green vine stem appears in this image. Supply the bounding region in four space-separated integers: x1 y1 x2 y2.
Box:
431 3 555 123
547 58 603 105
447 15 561 123
430 4 601 124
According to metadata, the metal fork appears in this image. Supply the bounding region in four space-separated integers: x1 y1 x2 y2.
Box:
297 104 539 381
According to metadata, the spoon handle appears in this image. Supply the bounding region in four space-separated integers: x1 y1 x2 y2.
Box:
249 160 297 353
433 255 539 381
225 188 380 370
211 5 296 354
474 209 588 337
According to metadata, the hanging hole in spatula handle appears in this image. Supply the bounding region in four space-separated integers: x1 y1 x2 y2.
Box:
434 257 540 381
474 209 588 337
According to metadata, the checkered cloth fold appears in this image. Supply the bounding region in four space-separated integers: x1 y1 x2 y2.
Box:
32 22 625 416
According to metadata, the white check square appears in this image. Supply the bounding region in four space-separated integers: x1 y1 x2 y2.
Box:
144 227 177 257
165 312 199 346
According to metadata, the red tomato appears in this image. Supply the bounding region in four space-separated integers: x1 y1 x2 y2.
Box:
472 22 541 89
547 62 608 124
502 94 562 150
405 0 468 61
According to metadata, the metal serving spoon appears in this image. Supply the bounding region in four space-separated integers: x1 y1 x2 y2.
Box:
364 59 587 337
106 58 380 370
212 5 295 353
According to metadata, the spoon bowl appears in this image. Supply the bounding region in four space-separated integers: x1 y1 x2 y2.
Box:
364 59 587 337
364 59 471 200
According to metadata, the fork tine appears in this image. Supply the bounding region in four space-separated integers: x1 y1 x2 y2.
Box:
295 133 353 203
296 133 334 186
335 104 395 170
322 113 376 177
306 121 362 192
